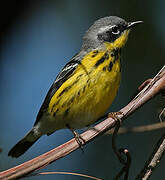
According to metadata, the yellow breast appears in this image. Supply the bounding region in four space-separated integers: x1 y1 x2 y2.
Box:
48 49 121 129
78 50 121 120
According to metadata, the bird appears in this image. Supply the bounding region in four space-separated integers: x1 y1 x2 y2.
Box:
8 16 143 158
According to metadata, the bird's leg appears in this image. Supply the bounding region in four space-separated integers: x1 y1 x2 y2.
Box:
66 124 85 152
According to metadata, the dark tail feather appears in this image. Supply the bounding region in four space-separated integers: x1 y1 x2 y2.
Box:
8 129 41 158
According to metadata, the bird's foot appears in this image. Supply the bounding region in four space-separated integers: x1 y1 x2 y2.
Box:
66 124 85 152
108 111 123 125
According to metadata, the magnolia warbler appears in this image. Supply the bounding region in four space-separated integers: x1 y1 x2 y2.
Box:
8 16 142 158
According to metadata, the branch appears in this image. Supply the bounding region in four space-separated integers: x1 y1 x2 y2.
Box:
135 133 165 180
0 65 165 180
105 121 165 135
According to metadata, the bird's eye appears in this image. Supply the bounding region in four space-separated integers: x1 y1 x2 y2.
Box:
111 26 120 35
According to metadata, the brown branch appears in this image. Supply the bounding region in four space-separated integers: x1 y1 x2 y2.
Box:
34 171 102 180
135 133 165 180
105 122 165 135
0 65 165 180
159 107 165 122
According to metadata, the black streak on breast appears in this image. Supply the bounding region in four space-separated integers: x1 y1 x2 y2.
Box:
95 52 109 67
91 50 99 57
108 61 113 72
111 48 121 62
64 108 70 117
53 108 59 117
57 79 79 98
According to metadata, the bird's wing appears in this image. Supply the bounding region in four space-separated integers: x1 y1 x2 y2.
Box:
34 53 81 125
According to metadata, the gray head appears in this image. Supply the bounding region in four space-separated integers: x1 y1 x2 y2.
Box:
82 16 143 51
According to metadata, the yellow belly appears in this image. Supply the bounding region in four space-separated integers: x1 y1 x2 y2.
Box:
46 50 121 131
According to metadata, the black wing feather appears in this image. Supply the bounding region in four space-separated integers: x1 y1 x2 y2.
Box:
34 53 80 125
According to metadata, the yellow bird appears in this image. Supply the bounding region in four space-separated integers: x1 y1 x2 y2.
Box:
8 16 142 158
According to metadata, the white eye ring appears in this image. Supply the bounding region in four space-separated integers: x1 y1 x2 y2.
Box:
111 25 120 35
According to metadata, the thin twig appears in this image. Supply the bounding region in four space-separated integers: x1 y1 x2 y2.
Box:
159 107 165 122
112 119 131 180
105 122 165 135
135 133 165 180
0 66 164 180
30 171 102 180
114 149 131 180
112 120 125 165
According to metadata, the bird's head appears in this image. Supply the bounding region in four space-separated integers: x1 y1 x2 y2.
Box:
82 16 143 51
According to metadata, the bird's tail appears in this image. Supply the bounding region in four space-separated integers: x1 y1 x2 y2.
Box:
8 128 42 158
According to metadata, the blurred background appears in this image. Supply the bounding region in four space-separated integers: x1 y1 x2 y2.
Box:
0 0 164 179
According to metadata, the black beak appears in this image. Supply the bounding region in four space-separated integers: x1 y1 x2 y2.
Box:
126 21 143 29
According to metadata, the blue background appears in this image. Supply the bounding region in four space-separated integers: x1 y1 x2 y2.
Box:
0 0 165 179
